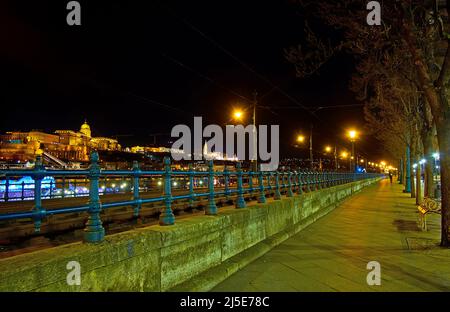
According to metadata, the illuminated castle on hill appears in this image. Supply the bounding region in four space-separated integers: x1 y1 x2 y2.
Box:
0 121 121 163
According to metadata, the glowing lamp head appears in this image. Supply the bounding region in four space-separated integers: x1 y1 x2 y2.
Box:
233 110 243 120
297 135 305 143
325 146 332 153
341 151 348 159
348 129 358 140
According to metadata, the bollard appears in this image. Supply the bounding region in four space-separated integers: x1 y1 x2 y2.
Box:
206 160 217 215
224 165 230 202
274 171 281 200
235 162 246 208
287 170 294 197
132 161 141 218
160 157 175 225
188 163 195 208
258 164 266 203
32 156 46 233
83 151 105 243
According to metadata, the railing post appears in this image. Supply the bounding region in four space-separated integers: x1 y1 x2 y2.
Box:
287 170 294 197
83 151 105 243
267 172 272 191
258 164 266 203
274 171 281 200
206 160 217 215
224 165 230 201
32 156 46 233
248 171 254 198
311 170 317 190
235 162 246 208
21 181 25 200
160 157 175 225
297 171 303 195
132 161 141 218
318 170 323 190
62 176 66 199
49 180 53 198
188 163 195 208
4 178 9 202
73 180 77 197
305 171 311 193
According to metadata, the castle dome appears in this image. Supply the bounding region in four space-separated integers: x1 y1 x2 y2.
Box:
80 120 91 138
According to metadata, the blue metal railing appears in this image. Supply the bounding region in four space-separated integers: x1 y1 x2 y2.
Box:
0 151 381 243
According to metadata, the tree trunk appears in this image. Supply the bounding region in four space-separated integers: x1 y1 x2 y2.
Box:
422 129 435 198
435 114 450 246
403 154 407 186
416 156 422 205
410 147 416 198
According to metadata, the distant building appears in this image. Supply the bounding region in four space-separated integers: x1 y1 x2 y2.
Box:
0 121 121 163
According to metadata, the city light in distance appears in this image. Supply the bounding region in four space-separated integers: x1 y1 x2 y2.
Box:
324 146 332 153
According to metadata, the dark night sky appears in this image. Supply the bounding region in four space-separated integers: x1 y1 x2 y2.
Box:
0 0 384 160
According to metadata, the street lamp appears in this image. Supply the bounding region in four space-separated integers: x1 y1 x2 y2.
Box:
297 135 305 143
296 131 313 169
324 145 338 170
231 92 257 171
347 129 358 172
233 109 244 121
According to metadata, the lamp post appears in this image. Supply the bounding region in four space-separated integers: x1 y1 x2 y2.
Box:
324 145 338 170
296 128 313 169
347 129 358 172
231 90 258 172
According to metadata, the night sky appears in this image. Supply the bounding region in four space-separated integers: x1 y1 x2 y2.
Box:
0 0 384 160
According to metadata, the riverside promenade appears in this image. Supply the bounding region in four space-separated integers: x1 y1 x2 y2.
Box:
213 179 450 291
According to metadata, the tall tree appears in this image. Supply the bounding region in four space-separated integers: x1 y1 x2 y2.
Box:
287 0 450 245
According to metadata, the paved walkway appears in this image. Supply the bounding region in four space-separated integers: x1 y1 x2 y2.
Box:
213 179 450 291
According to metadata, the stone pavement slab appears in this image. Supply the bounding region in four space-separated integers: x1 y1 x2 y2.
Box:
212 179 450 292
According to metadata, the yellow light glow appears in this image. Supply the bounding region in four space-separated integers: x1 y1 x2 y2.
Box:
233 110 243 120
297 135 305 143
360 159 364 163
325 146 332 153
347 129 358 140
341 151 348 158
